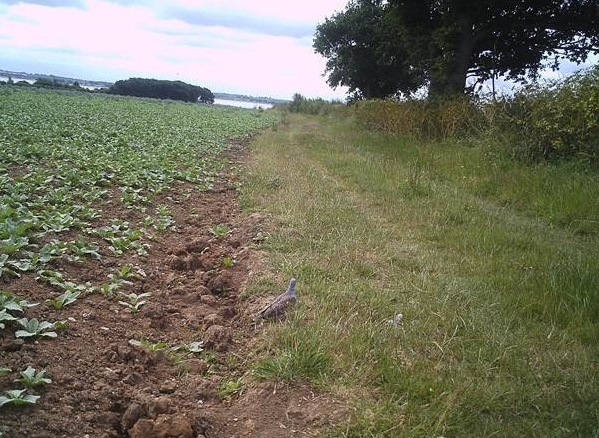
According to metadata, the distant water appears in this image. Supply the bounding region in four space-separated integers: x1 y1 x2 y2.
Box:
214 98 274 109
0 76 34 84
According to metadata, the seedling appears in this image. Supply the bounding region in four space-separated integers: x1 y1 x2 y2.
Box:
218 379 243 398
129 338 168 352
154 204 175 231
14 318 58 339
0 367 11 377
15 366 52 388
37 270 93 295
183 341 204 354
222 256 236 268
65 238 101 262
209 223 230 238
171 341 204 355
0 291 38 313
118 292 151 314
0 254 19 278
0 309 17 329
47 290 81 310
0 389 40 408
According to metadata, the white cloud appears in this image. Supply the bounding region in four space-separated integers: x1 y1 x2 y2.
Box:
0 0 349 99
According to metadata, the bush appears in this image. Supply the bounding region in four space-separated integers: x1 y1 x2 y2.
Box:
288 93 340 115
499 65 599 163
351 96 486 140
109 78 214 103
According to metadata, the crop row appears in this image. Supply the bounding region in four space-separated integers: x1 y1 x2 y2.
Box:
0 86 279 409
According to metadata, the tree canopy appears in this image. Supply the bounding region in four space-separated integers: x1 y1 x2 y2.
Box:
314 0 599 100
109 78 214 103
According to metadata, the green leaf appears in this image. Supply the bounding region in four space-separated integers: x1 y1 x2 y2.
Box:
0 389 40 408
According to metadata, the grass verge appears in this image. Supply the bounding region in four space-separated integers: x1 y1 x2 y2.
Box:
242 112 598 438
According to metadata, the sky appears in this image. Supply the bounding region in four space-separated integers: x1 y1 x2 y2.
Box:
0 0 350 99
0 1 596 101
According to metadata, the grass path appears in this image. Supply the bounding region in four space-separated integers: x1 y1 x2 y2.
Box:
243 113 598 437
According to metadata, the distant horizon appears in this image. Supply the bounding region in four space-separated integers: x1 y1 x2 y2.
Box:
0 68 292 102
0 1 350 101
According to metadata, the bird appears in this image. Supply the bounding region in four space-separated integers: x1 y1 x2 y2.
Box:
254 278 297 320
385 313 403 327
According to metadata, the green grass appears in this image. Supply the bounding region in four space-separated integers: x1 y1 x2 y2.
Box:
243 112 599 437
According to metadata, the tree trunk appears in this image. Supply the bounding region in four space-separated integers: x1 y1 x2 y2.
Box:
428 15 475 99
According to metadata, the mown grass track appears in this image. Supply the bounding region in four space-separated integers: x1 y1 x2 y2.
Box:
243 112 598 438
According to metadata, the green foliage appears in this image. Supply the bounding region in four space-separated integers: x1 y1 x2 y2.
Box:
245 111 599 437
222 256 235 268
118 292 151 314
351 96 484 139
14 318 58 339
14 366 52 388
315 0 599 99
218 379 243 398
0 309 17 329
351 65 599 166
0 291 38 314
0 390 40 408
47 290 81 310
500 65 599 163
313 0 421 100
288 93 339 115
109 77 214 103
208 223 230 238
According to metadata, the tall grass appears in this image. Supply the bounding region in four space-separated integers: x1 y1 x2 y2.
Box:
243 110 598 437
350 64 599 165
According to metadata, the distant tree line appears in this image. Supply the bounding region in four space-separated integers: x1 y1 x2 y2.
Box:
0 76 88 91
108 78 214 103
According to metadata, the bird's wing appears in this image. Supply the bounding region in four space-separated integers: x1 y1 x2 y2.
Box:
256 292 296 319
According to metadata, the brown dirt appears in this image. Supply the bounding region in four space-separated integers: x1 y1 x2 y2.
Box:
0 144 348 438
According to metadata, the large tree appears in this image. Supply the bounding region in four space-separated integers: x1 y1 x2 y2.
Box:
313 0 424 100
314 0 599 99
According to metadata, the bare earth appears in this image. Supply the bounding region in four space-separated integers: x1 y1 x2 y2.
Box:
0 144 347 438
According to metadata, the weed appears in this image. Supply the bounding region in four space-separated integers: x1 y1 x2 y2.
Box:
218 378 243 399
209 223 230 238
222 256 236 268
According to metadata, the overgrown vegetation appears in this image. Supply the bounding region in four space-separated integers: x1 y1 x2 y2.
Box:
348 64 599 165
287 93 341 115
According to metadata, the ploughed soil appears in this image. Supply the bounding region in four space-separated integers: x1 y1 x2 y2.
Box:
0 144 347 438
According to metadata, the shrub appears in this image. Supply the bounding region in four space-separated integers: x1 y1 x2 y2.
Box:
351 96 486 140
288 93 339 115
498 65 599 163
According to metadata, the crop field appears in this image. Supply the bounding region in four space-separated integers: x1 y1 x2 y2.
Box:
0 87 307 438
2 87 597 438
